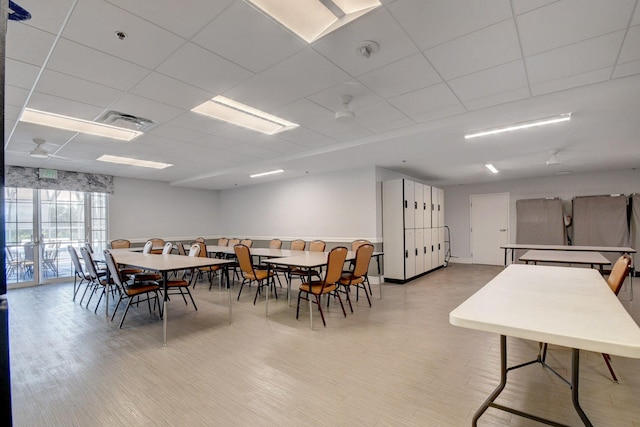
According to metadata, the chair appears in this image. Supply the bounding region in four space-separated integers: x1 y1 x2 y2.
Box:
110 239 131 249
288 240 325 284
296 246 348 327
235 244 276 304
5 247 20 280
601 254 633 382
161 242 173 255
195 237 206 243
240 239 253 247
192 241 222 290
148 238 165 254
42 242 60 276
217 238 229 246
346 239 373 293
22 243 35 279
269 239 282 249
338 243 374 312
103 250 162 328
132 241 162 282
290 239 306 251
164 244 200 311
68 245 92 301
80 246 116 313
176 242 186 256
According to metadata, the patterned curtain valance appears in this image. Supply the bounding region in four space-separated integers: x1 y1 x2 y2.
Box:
5 166 114 194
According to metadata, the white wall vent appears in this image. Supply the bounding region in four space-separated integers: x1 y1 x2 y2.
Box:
97 111 155 131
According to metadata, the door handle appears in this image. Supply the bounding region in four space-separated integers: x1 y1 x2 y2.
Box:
499 229 507 232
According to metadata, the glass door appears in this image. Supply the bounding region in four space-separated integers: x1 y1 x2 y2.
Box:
4 188 37 287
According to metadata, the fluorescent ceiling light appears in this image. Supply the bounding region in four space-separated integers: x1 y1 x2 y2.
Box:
97 155 172 169
465 113 571 140
250 169 284 178
20 108 143 141
192 96 298 135
485 164 499 174
245 0 381 43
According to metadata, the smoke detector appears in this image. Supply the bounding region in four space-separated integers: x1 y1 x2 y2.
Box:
356 40 379 58
97 111 155 131
546 150 562 165
335 95 355 123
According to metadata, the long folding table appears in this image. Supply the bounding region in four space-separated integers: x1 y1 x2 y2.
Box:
450 264 640 426
519 249 611 273
501 244 636 266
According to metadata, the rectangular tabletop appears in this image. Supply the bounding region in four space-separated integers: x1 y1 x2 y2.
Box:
519 249 611 266
501 243 636 252
449 264 640 358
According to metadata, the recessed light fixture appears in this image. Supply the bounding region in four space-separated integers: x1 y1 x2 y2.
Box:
192 96 298 135
250 169 284 178
485 164 499 174
465 113 571 140
97 154 172 169
245 0 381 43
20 108 143 141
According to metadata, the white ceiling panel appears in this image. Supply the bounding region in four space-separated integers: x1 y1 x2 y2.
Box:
16 0 77 34
425 19 521 80
36 69 124 108
389 83 461 118
312 8 420 77
511 0 558 16
387 0 512 50
356 54 442 98
148 124 205 143
28 91 105 120
531 68 613 96
157 42 254 94
131 72 213 110
192 1 306 73
464 87 531 111
61 0 186 69
306 81 383 113
272 126 332 147
411 104 467 124
613 59 640 78
525 31 625 85
353 101 410 131
6 23 55 66
6 59 40 90
449 60 528 102
46 38 150 90
5 85 30 109
517 0 635 56
107 94 183 126
618 25 640 64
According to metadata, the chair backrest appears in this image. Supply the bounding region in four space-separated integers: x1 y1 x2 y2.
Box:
228 238 240 247
195 237 206 243
103 250 125 290
193 241 207 257
5 247 15 262
23 243 35 262
188 244 200 257
309 240 326 252
79 246 99 280
142 240 154 254
607 254 632 295
162 242 173 255
324 247 348 285
84 242 94 253
234 244 254 276
176 242 186 256
351 239 371 251
240 239 253 247
290 239 306 251
269 239 282 249
218 238 229 246
110 239 131 249
67 245 84 275
352 244 374 278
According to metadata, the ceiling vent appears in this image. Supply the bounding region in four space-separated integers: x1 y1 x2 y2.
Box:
97 111 155 132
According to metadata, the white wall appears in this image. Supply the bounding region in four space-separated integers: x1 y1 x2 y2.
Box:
443 169 640 262
218 167 378 242
109 177 221 242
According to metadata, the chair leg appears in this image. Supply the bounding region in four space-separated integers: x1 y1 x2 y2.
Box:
360 282 372 307
343 285 353 313
185 287 198 311
119 298 134 329
315 294 327 327
602 353 618 383
110 296 124 322
296 291 304 319
334 291 347 317
237 279 248 301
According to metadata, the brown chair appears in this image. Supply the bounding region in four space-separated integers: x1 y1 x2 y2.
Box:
289 240 325 284
110 239 131 249
347 239 373 292
80 246 116 313
148 238 165 254
164 244 200 311
296 246 348 327
338 243 374 312
104 250 162 328
176 242 186 256
132 241 162 282
240 239 253 247
602 254 633 382
217 238 229 246
269 239 282 249
235 244 276 304
192 241 221 290
195 237 206 243
290 239 306 251
68 245 92 302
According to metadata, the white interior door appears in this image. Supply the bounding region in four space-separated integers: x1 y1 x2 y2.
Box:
470 193 509 265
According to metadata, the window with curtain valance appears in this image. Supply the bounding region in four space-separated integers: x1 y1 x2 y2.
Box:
5 166 113 194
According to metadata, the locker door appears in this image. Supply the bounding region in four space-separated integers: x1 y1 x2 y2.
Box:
404 180 415 229
423 228 433 271
431 187 438 227
437 188 444 226
423 185 431 228
438 227 445 267
404 229 416 279
414 183 424 229
430 228 438 268
415 228 424 275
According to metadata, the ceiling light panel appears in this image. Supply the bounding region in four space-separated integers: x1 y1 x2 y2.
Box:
485 164 499 174
192 96 298 135
97 154 172 169
245 0 381 43
465 113 571 140
20 108 144 141
250 169 284 178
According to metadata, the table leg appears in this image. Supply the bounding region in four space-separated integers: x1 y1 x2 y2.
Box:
265 263 270 317
162 271 168 346
571 349 593 427
226 265 232 324
308 268 313 329
472 335 508 426
105 266 110 317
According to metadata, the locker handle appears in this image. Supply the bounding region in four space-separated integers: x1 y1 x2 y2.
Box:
405 249 408 258
423 246 427 254
404 200 408 208
414 201 417 209
431 203 434 211
431 245 434 252
415 248 418 256
438 243 441 250
438 204 441 211
423 202 426 210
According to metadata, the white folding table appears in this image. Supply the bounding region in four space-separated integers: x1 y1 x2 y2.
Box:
519 249 611 273
450 264 640 426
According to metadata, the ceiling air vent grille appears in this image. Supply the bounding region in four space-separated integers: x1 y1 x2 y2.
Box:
97 111 155 132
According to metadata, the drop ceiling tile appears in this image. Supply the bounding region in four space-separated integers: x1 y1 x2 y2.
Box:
464 87 530 111
353 101 411 131
5 105 22 122
169 111 231 135
107 94 183 124
448 60 527 101
225 143 275 158
618 25 640 64
131 72 213 110
104 0 234 39
633 5 640 26
363 115 415 133
193 1 306 73
411 104 466 124
37 69 124 108
425 19 521 80
531 67 613 96
517 0 635 56
191 135 239 151
6 59 40 90
11 122 79 146
62 0 185 69
612 59 640 78
258 139 308 154
224 48 350 110
5 85 30 108
388 0 512 50
133 134 183 151
274 126 332 147
148 124 205 143
306 81 383 113
27 91 104 120
14 0 76 34
6 23 55 66
312 8 420 77
525 31 624 85
157 42 254 94
388 83 460 117
47 38 150 90
357 54 442 98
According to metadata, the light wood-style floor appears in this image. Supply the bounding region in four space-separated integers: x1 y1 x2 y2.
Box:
8 264 640 426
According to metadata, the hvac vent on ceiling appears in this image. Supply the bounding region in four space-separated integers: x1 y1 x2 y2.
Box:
97 111 155 132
